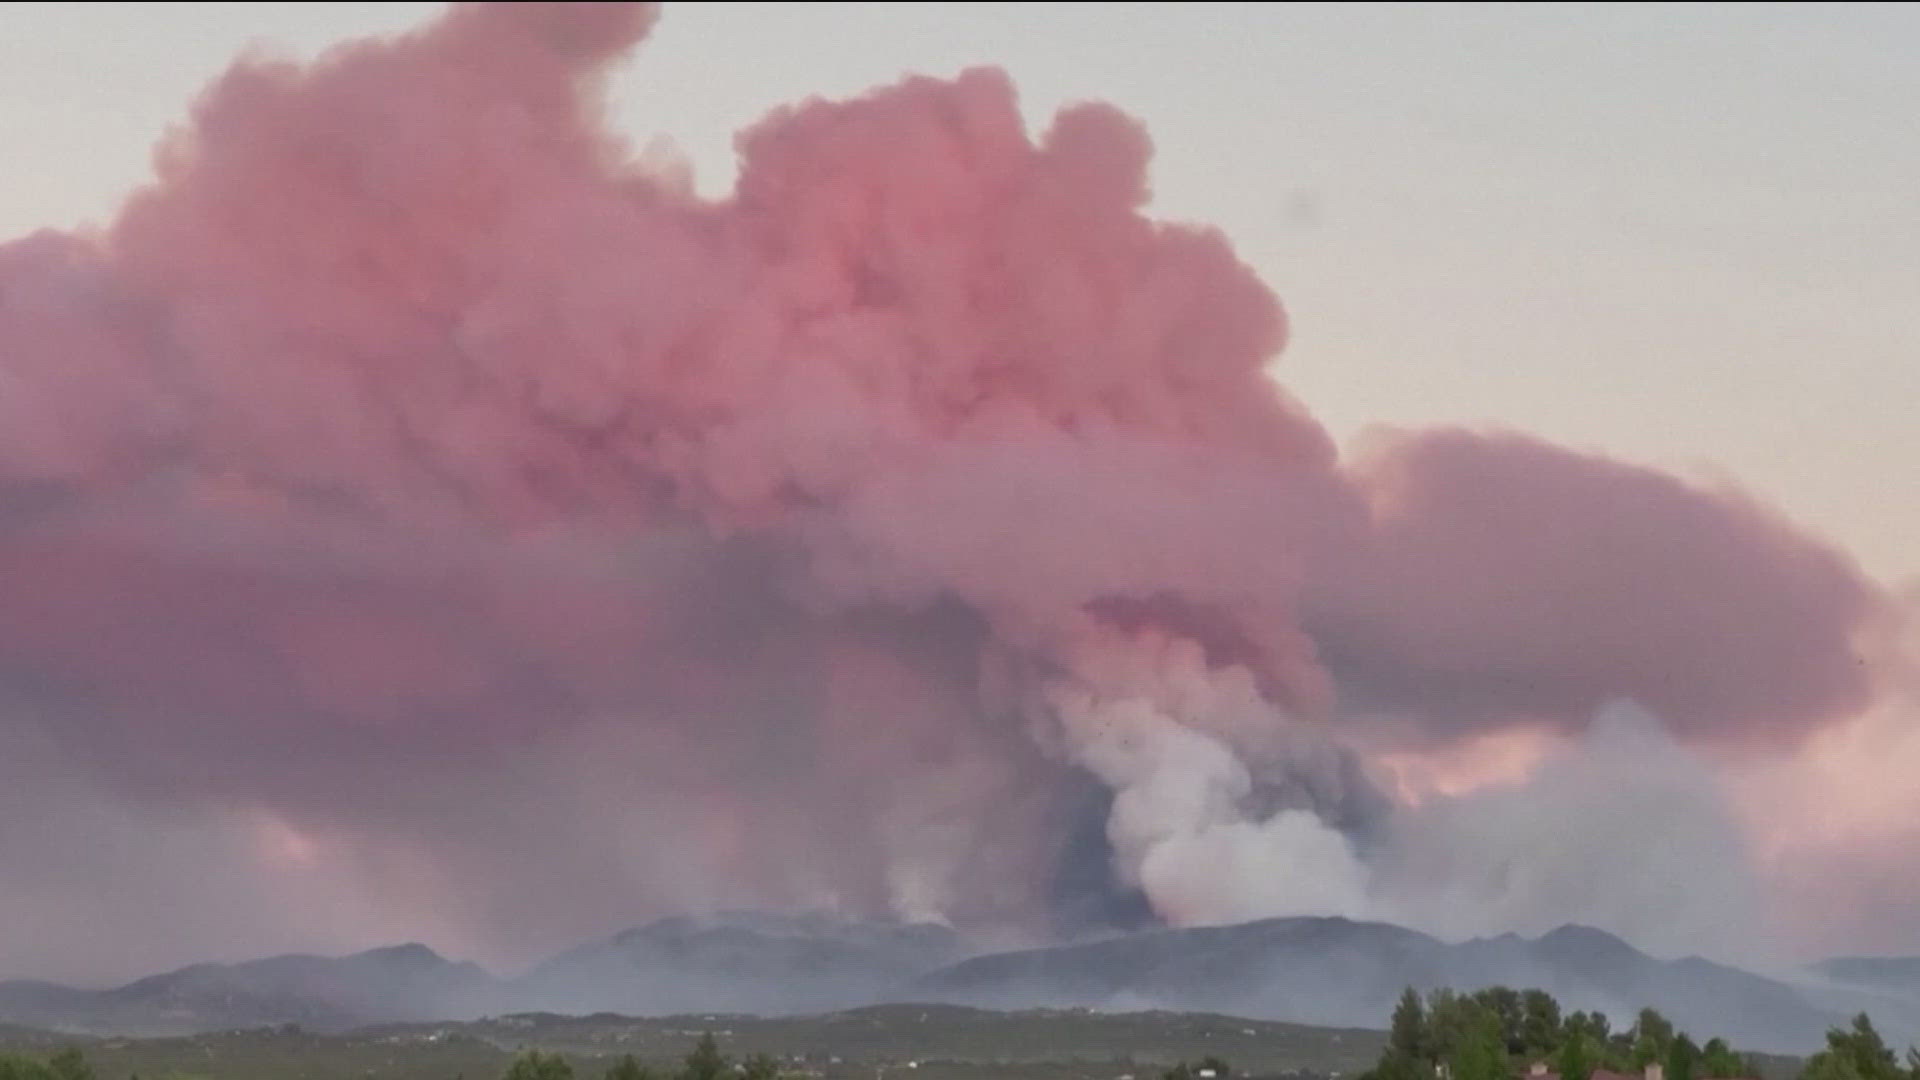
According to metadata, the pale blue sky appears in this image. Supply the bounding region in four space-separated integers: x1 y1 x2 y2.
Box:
4 2 1915 580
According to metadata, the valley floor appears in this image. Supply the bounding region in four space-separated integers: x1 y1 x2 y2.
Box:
1 1004 1386 1080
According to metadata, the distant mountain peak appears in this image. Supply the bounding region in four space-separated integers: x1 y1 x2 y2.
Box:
1534 924 1644 958
352 943 448 965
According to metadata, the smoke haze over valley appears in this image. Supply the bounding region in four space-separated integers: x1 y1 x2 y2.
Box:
4 912 1920 1055
0 1 1917 1025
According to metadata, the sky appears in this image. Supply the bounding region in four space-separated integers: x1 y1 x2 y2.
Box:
0 2 1916 986
4 2 1915 584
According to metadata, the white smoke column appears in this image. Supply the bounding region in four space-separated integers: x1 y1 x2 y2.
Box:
1040 625 1374 926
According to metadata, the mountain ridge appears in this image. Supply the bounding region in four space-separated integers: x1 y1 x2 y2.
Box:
0 942 495 1036
1 913 1912 1053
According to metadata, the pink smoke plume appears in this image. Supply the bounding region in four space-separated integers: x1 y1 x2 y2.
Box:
0 1 1890 962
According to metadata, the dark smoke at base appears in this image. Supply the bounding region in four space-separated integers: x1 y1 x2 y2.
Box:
0 1 1895 979
1046 780 1157 937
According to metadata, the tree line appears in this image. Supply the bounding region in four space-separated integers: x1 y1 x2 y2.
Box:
9 999 1916 1080
1360 987 1759 1080
503 1033 790 1080
1361 987 1920 1080
1799 1013 1920 1080
1160 1055 1234 1079
0 1049 93 1080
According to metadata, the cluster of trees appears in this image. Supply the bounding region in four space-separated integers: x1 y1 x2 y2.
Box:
1362 988 1758 1080
0 1049 93 1080
503 1033 792 1080
1162 1055 1233 1079
1799 1014 1920 1080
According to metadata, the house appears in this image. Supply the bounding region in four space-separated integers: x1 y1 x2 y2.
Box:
1524 1060 1751 1080
1525 1062 1664 1080
1592 1063 1663 1080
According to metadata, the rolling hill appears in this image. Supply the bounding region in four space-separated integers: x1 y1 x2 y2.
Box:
915 918 1844 1053
0 943 493 1036
0 912 1905 1054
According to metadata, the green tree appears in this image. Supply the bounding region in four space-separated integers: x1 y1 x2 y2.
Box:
1473 987 1525 1055
740 1053 783 1080
1449 1022 1509 1080
1567 1011 1613 1046
1565 1009 1630 1069
1668 1033 1701 1080
1803 1053 1866 1080
1371 1052 1428 1080
1558 1033 1597 1080
43 1051 90 1080
1633 1010 1676 1067
1839 1015 1899 1080
603 1055 656 1080
1392 987 1431 1062
1701 1038 1746 1079
503 1050 574 1080
1161 1060 1231 1080
1522 990 1563 1057
0 1055 56 1080
1800 1014 1907 1080
682 1033 728 1080
1428 989 1481 1064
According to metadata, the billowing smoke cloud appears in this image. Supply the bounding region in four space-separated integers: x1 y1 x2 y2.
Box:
1369 703 1774 963
0 2 1893 976
1312 428 1881 747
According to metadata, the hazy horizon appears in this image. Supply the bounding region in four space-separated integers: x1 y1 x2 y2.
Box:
0 2 1915 986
